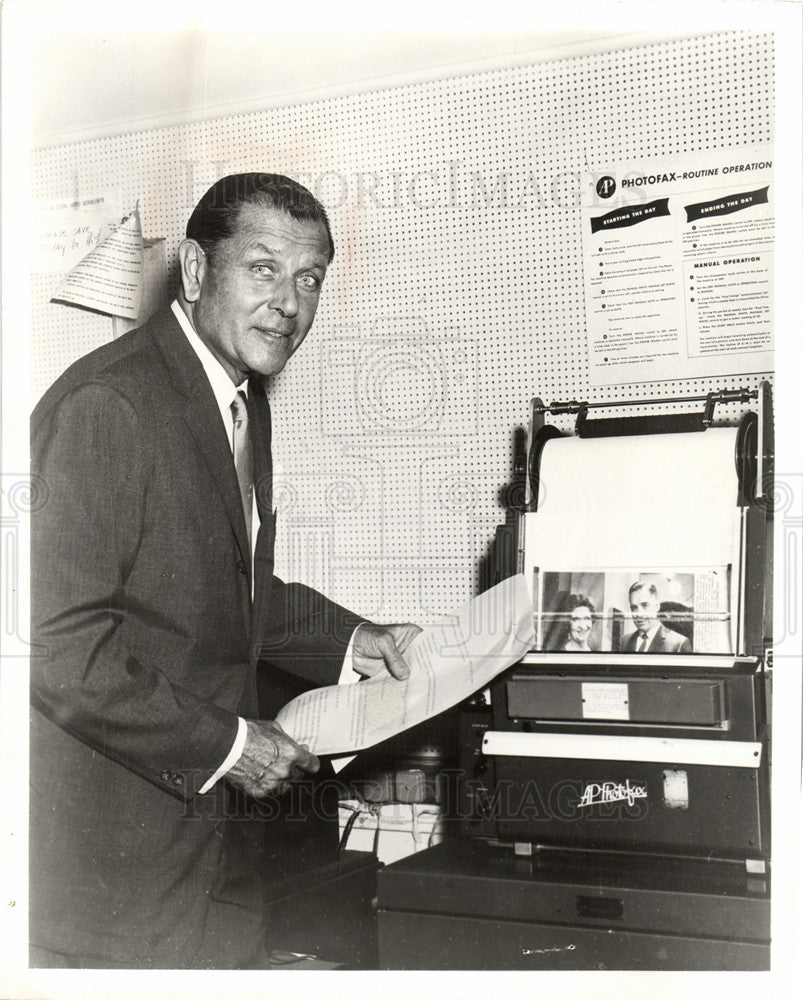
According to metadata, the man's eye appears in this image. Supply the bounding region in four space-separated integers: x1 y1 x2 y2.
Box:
298 274 321 291
252 264 274 277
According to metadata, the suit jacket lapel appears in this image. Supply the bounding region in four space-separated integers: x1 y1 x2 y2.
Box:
183 392 252 573
149 307 253 576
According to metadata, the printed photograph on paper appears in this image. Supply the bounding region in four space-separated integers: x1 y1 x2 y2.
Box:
536 568 732 654
539 571 606 653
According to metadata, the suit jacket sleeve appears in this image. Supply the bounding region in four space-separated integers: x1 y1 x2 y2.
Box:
31 383 239 798
246 385 368 688
256 576 367 686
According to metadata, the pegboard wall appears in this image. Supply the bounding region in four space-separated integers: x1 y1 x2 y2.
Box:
31 31 774 624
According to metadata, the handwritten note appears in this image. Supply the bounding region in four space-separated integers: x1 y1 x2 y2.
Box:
32 192 123 275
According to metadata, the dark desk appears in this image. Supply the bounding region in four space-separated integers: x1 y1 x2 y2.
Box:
264 850 380 969
377 839 770 970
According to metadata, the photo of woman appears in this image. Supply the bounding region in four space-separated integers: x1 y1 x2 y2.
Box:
541 577 603 653
563 594 596 652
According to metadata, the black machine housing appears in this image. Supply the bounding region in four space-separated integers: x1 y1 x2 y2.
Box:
458 384 773 871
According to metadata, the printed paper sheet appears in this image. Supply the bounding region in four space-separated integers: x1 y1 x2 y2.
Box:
275 574 534 756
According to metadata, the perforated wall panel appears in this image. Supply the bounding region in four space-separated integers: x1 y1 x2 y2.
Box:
31 30 774 622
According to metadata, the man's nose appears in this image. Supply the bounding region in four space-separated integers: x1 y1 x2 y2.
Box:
268 276 299 317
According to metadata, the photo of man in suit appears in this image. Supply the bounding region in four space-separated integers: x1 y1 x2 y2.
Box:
622 581 692 654
29 173 421 970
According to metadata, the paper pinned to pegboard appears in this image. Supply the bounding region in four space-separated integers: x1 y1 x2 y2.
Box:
51 207 143 320
32 190 122 275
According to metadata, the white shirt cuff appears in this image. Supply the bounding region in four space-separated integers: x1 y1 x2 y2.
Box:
332 625 365 773
200 627 362 794
339 623 365 684
199 716 248 794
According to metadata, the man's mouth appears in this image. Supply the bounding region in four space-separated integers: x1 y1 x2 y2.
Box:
256 327 293 341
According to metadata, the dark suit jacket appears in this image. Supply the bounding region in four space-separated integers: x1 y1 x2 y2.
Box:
623 623 692 654
30 306 361 966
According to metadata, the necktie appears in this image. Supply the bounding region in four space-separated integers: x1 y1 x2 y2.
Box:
230 390 253 554
637 630 649 652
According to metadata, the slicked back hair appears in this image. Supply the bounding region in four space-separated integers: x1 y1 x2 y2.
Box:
186 173 335 265
628 581 658 601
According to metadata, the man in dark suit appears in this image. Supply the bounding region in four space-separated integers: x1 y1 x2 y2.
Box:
622 581 692 653
30 173 419 969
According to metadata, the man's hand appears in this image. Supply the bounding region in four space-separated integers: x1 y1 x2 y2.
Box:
226 719 319 797
351 622 423 680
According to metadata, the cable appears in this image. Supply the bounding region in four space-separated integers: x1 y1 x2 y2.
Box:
412 804 442 849
338 808 360 851
372 807 382 856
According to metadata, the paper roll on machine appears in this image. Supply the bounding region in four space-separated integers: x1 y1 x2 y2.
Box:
461 383 773 868
378 385 774 970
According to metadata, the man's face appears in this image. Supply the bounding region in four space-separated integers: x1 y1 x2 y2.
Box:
630 587 660 633
182 202 330 384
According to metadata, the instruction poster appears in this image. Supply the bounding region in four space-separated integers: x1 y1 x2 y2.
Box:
581 145 774 386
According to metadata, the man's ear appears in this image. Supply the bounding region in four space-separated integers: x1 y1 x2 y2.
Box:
177 239 207 304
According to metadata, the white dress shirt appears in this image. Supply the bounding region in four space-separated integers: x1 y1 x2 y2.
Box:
170 301 360 793
636 622 660 651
